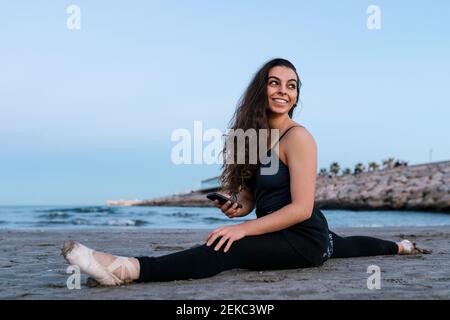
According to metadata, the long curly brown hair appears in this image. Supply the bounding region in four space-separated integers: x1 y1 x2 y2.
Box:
219 58 301 197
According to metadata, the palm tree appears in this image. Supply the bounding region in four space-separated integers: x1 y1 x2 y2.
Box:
318 168 328 177
382 158 395 170
342 168 352 175
354 162 366 174
394 160 409 167
329 162 340 176
368 162 379 172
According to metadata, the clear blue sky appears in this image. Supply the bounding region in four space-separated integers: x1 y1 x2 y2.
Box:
1 0 449 205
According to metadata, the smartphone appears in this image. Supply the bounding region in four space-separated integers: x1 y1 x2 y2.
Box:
206 192 242 209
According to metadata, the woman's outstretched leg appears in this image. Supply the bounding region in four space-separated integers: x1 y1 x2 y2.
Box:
136 231 313 282
329 231 407 259
137 232 312 282
62 231 313 285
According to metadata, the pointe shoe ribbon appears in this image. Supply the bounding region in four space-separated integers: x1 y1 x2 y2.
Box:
107 255 139 283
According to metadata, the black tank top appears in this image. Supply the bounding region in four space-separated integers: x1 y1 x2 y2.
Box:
246 125 333 266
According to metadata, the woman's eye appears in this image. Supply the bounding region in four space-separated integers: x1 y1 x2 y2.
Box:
268 80 295 89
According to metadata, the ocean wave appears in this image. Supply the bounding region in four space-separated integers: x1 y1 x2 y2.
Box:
202 217 230 222
125 210 158 216
38 211 72 219
42 220 73 225
35 206 117 214
164 212 200 218
38 218 149 227
351 224 385 228
104 219 149 226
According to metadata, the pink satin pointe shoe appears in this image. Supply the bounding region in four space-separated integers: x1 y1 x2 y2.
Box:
61 240 138 286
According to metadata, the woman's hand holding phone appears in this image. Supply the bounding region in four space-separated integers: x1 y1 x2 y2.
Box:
208 192 243 219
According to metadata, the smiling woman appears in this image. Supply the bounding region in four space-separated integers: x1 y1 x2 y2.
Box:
219 59 302 197
61 58 421 286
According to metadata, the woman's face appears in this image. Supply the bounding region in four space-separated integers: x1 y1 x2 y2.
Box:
266 66 298 115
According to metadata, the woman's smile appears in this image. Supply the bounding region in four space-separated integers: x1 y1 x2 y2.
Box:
272 97 289 105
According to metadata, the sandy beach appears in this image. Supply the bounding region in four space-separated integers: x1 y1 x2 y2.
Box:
1 227 449 300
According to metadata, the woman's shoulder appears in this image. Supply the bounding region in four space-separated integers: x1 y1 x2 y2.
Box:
285 123 313 140
283 124 317 153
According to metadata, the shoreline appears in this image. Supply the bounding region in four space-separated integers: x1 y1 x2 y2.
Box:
1 226 449 299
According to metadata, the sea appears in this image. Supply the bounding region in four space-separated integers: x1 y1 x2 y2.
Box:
0 205 449 230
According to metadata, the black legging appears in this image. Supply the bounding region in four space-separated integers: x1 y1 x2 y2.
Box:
135 230 398 282
328 231 398 258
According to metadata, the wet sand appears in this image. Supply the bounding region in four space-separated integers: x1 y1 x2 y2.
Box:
1 227 449 300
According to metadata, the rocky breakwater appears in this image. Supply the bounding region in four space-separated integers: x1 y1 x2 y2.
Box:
107 190 212 207
314 160 450 212
107 161 450 212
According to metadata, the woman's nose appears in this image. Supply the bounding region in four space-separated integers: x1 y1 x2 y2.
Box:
278 87 287 95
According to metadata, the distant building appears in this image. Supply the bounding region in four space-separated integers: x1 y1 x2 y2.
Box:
200 175 221 191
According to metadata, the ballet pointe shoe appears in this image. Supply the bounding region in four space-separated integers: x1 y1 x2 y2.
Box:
398 239 432 255
61 240 138 286
398 239 415 255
